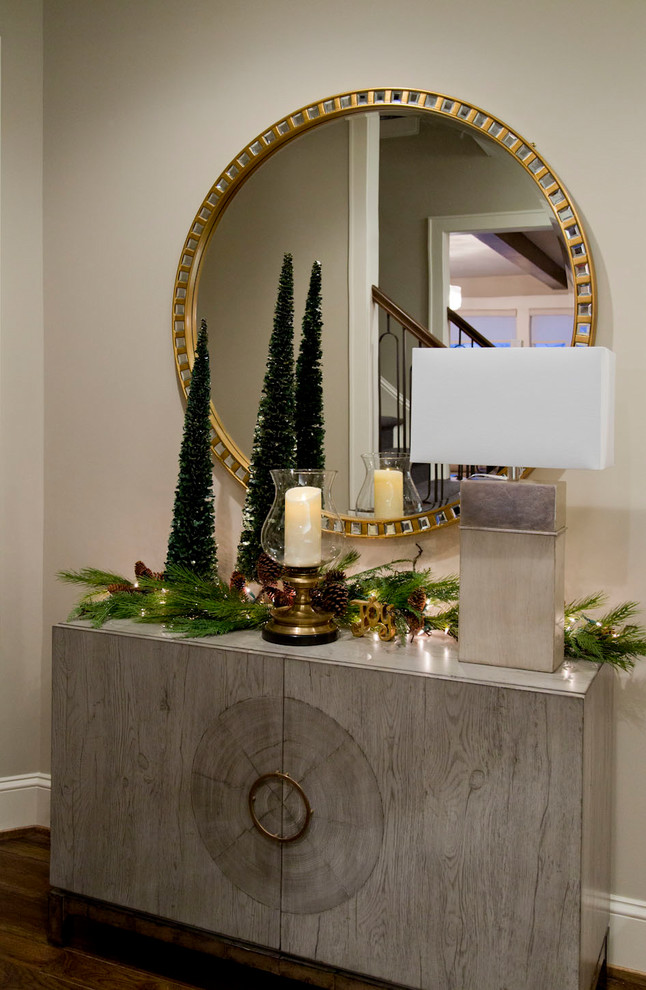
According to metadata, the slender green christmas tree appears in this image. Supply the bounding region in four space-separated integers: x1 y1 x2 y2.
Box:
166 318 218 579
236 254 296 578
295 260 326 468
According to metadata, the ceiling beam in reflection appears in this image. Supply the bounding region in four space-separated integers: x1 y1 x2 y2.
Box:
474 232 569 290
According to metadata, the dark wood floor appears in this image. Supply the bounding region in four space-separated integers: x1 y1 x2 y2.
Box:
1 828 644 990
0 828 315 989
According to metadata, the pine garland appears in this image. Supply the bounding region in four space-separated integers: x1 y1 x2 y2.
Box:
563 594 646 671
237 254 296 578
295 260 325 468
58 567 136 589
58 561 646 669
340 558 460 643
60 565 270 636
166 318 217 579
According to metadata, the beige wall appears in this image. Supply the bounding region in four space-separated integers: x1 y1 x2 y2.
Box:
0 0 641 968
0 0 44 785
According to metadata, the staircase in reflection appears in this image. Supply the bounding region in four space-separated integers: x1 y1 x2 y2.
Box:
374 285 498 510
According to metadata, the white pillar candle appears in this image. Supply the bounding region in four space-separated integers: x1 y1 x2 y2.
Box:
373 469 403 519
284 486 322 566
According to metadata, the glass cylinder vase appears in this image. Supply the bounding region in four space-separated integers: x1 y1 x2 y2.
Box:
355 452 423 518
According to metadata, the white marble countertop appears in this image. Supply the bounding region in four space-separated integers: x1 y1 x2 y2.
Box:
60 619 601 698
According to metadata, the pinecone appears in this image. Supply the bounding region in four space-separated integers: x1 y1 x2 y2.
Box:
320 581 349 617
229 571 246 594
406 613 425 641
263 585 294 608
282 582 296 606
274 586 295 609
134 561 165 581
407 587 428 614
107 583 137 594
257 552 283 587
310 587 324 611
324 568 346 585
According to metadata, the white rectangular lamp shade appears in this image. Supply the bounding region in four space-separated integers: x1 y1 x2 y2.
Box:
409 346 615 470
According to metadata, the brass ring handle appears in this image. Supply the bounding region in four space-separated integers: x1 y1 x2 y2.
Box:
248 771 313 843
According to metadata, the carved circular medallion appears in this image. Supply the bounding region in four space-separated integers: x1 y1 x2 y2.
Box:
191 697 383 914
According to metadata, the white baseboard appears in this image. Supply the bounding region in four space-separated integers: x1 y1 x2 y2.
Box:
610 894 646 974
0 773 51 830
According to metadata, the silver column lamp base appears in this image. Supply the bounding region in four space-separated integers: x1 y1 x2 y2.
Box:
458 478 566 673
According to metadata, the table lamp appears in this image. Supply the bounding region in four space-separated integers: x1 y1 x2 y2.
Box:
410 346 615 672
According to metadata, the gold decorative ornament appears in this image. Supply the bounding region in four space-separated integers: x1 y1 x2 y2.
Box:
351 597 397 641
248 771 313 844
173 88 596 538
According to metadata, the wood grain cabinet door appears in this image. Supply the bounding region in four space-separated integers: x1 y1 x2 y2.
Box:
281 658 584 990
50 628 283 948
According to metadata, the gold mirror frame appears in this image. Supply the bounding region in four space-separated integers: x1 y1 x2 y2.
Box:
172 87 596 539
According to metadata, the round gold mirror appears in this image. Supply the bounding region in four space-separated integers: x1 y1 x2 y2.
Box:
172 88 595 538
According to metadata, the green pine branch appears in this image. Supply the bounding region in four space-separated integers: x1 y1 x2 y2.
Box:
58 567 133 588
564 595 646 670
345 560 459 612
60 563 270 636
128 565 271 635
67 591 147 627
564 592 606 617
424 604 460 641
58 560 646 671
322 548 361 576
335 560 459 637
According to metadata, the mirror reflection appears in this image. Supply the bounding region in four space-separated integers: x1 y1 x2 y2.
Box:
197 108 575 516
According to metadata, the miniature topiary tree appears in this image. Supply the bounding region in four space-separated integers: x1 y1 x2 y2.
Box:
236 253 296 579
295 260 326 468
166 318 218 578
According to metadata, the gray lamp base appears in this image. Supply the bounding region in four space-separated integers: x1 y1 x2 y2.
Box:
458 479 566 673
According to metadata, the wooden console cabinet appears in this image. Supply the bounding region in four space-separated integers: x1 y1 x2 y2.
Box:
50 622 612 990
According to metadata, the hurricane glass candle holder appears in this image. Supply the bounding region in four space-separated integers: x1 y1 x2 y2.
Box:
355 452 423 518
261 469 345 645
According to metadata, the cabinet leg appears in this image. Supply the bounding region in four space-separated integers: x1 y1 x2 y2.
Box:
597 958 607 990
48 888 69 946
593 931 609 990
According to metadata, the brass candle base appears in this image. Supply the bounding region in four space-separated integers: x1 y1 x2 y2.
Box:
262 566 338 646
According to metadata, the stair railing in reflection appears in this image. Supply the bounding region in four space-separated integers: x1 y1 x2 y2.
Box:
373 286 495 508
